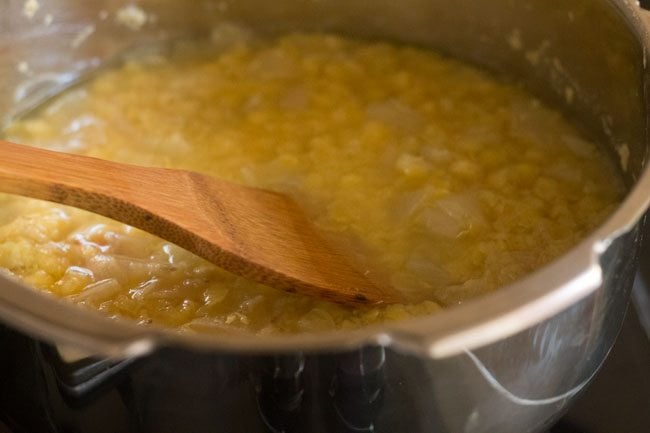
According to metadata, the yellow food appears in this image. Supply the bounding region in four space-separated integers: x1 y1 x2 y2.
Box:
0 33 624 334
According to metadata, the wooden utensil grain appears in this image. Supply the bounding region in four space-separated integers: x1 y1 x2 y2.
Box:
0 140 401 306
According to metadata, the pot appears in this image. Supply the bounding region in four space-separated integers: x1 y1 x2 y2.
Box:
0 1 649 432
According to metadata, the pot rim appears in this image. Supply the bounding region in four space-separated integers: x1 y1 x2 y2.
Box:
0 0 648 360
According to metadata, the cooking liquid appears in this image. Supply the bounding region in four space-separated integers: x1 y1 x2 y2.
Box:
0 33 624 334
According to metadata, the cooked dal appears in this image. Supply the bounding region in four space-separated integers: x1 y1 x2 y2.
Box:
0 34 624 334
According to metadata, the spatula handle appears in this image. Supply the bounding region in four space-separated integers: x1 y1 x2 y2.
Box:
0 139 191 246
0 139 142 204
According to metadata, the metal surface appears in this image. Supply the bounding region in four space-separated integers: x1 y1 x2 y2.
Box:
631 210 650 339
1 294 649 433
0 1 649 432
549 302 650 433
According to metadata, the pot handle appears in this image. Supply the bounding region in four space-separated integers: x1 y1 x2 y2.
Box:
384 240 605 359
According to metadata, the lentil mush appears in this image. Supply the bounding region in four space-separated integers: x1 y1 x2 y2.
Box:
0 33 623 334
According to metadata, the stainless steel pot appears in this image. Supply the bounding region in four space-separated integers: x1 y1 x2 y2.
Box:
1 1 649 432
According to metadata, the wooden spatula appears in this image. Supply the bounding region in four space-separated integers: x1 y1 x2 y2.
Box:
0 140 401 306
